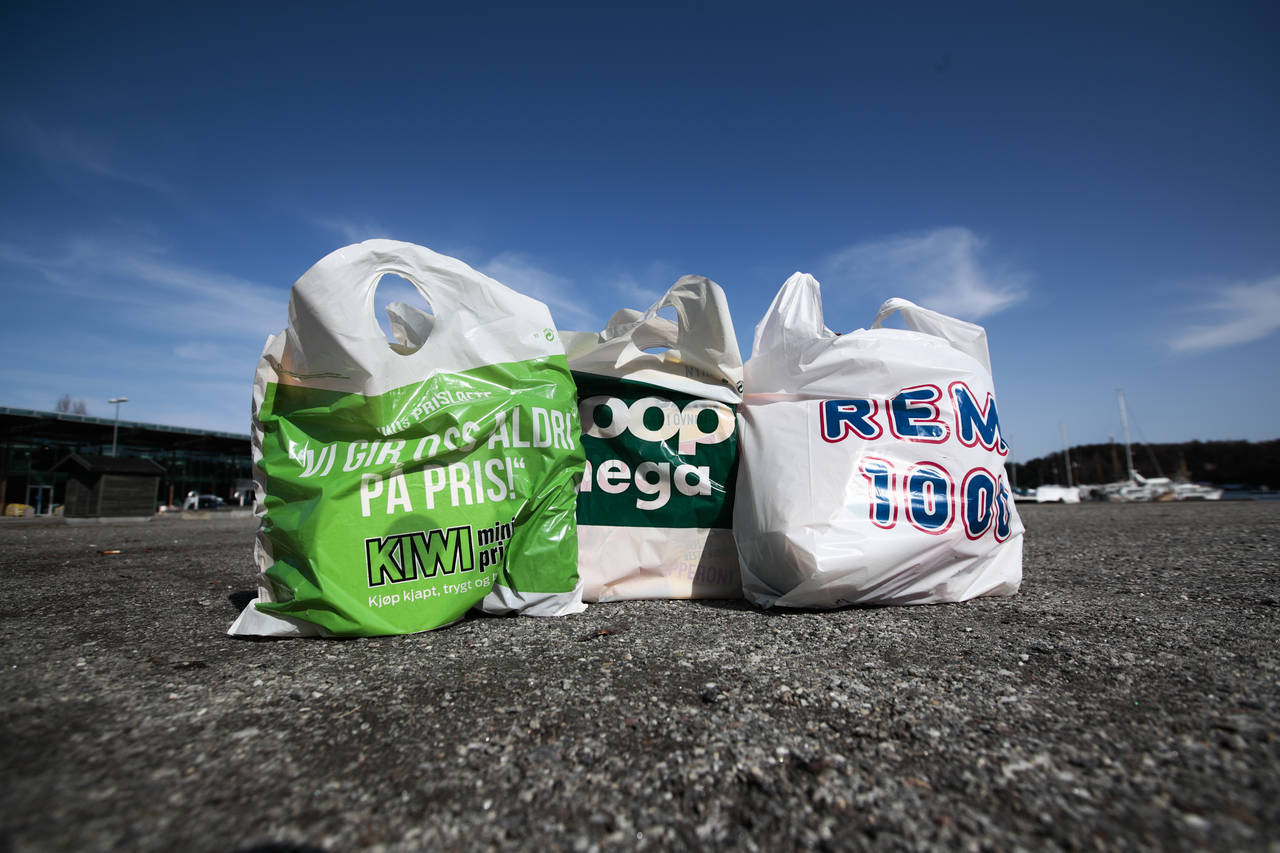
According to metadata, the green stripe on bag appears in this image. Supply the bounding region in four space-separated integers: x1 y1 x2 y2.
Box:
254 358 583 636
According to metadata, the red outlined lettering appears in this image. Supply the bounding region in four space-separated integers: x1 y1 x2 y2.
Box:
961 467 998 540
821 398 883 443
949 381 1007 455
888 385 950 445
858 456 898 529
905 461 955 534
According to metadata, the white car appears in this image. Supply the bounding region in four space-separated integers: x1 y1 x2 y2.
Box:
183 494 227 510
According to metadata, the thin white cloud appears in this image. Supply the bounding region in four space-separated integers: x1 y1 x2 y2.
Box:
605 267 724 334
1170 275 1280 352
115 252 285 332
0 238 286 340
821 227 1029 320
173 341 224 361
481 252 600 329
309 216 393 244
608 260 689 311
611 274 664 309
0 240 100 288
5 114 175 197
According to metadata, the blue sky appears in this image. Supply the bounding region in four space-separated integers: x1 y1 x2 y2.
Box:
1 1 1277 464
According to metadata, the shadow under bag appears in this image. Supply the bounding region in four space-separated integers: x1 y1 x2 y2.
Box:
734 272 1023 608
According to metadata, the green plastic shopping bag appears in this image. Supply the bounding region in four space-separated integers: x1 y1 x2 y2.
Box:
228 240 585 637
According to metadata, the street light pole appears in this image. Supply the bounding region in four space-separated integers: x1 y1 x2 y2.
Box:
108 397 128 456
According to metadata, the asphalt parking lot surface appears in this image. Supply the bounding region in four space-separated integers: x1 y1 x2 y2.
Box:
1 501 1277 851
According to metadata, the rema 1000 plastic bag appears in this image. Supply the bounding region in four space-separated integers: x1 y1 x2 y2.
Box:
228 240 585 637
734 273 1023 608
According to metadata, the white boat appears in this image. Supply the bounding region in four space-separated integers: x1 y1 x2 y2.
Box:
1033 485 1082 503
1170 481 1224 501
1105 391 1222 502
1109 471 1172 502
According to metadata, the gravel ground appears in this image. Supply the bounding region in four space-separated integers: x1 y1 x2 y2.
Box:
1 501 1278 852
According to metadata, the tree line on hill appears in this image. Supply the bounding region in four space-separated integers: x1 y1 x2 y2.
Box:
1010 439 1280 490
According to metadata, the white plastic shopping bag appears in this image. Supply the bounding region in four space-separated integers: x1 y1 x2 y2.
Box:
734 273 1023 608
563 276 743 600
229 240 586 637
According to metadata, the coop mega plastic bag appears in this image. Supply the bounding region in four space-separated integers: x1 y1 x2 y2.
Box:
228 240 586 637
563 276 743 600
734 272 1022 608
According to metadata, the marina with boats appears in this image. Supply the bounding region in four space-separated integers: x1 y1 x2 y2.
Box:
1010 390 1270 503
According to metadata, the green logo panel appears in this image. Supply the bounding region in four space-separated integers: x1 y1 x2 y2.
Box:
573 372 738 529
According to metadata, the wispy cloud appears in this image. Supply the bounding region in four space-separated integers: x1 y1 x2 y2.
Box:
611 274 664 309
173 341 227 362
821 227 1029 320
608 260 689 311
309 216 393 244
0 242 79 288
481 252 600 329
0 237 286 341
5 114 175 197
114 252 285 334
1170 274 1280 352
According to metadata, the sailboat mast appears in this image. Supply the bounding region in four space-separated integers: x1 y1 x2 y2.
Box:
1117 388 1137 480
1060 422 1073 488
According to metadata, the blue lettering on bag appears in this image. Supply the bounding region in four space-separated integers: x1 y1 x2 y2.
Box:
950 381 1007 454
821 399 882 442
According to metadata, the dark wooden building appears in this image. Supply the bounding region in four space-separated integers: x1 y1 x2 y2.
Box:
53 454 167 518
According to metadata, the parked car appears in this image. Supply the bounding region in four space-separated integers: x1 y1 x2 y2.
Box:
183 493 227 510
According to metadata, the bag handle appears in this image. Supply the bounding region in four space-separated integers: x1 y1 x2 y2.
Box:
384 301 435 353
288 240 545 366
751 272 834 359
870 297 992 373
606 275 743 383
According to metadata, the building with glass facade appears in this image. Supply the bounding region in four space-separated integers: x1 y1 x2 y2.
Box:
0 407 251 515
